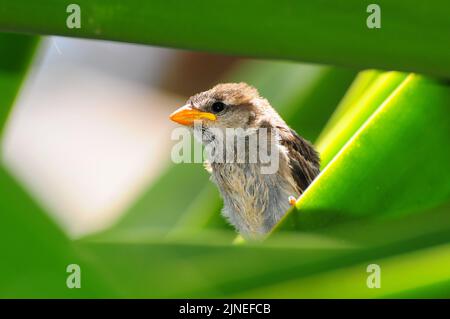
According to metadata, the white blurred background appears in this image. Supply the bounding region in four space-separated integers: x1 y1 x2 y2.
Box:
1 36 238 237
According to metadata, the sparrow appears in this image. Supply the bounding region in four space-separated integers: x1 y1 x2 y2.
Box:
170 83 320 238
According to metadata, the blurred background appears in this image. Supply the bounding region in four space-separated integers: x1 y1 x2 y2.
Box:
2 36 242 237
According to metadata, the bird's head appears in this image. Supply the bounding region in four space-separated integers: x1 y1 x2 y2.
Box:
169 82 269 131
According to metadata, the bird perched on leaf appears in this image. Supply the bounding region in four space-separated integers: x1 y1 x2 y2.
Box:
170 83 320 238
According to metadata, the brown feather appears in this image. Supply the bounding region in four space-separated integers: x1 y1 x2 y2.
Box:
277 126 320 194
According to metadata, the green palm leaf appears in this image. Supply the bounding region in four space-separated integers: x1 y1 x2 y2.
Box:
1 1 450 77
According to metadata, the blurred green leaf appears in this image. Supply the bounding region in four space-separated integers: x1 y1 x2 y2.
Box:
0 167 114 297
0 33 113 297
78 201 450 297
77 233 353 298
0 33 37 137
1 1 450 77
235 242 450 298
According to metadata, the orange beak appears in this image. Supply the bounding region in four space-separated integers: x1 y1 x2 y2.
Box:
169 104 216 126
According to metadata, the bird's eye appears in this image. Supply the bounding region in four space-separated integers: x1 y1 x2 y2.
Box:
211 101 226 114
